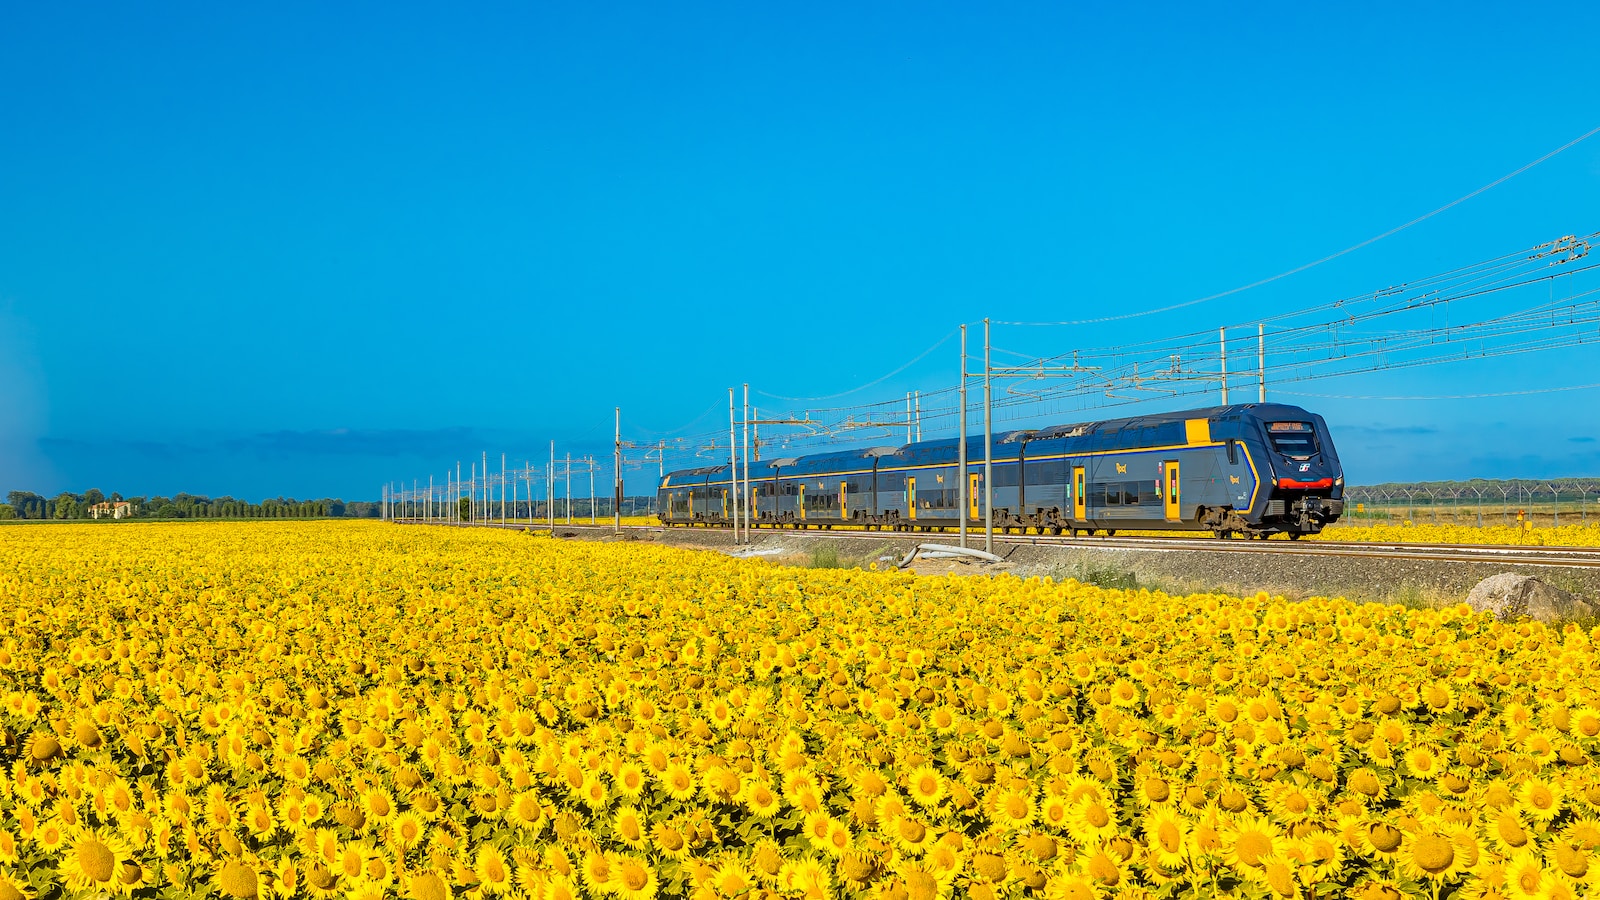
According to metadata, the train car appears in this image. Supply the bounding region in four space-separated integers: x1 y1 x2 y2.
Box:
657 402 1345 538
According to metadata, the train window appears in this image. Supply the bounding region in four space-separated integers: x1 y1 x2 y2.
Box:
1104 485 1120 506
1025 461 1063 485
1266 422 1318 458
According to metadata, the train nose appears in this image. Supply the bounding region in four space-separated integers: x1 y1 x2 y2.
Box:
1275 459 1334 490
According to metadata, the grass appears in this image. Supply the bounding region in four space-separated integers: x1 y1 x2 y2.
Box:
808 545 844 569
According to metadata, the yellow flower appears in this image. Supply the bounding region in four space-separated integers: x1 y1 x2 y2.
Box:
906 764 945 807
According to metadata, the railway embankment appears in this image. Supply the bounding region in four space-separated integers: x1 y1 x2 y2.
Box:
514 522 1600 619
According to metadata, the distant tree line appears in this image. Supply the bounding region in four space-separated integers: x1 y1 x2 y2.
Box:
0 489 383 521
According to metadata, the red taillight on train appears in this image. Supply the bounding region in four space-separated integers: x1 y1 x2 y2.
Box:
1276 477 1334 490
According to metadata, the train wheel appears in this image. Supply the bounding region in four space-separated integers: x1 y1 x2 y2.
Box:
1105 529 1117 537
1287 532 1303 541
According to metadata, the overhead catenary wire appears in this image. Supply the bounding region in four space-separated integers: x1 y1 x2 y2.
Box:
996 125 1600 327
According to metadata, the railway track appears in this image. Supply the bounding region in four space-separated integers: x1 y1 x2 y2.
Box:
410 519 1600 568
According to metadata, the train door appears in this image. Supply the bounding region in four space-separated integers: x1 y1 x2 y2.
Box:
722 489 729 521
798 484 806 520
969 474 981 520
907 476 917 520
1073 466 1086 520
1163 461 1181 522
839 482 848 520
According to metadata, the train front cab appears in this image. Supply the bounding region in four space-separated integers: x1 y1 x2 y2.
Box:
1247 408 1344 537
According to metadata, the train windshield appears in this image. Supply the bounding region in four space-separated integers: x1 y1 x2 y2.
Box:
1266 421 1318 457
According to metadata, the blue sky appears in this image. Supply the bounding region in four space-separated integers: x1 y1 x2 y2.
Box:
2 2 1598 501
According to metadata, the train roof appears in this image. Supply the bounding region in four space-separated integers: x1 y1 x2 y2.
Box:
658 403 1321 484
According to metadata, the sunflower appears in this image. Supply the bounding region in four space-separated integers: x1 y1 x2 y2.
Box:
611 806 647 851
748 838 786 884
779 857 831 898
1224 812 1283 872
1038 794 1072 832
990 786 1036 831
359 785 396 825
887 815 935 856
742 780 782 819
611 857 658 900
925 840 963 883
1251 853 1300 898
1403 744 1445 782
1518 778 1563 823
661 762 697 802
1400 826 1466 883
821 819 853 858
0 869 34 900
33 819 68 853
1548 839 1593 885
405 870 449 900
711 859 755 896
1073 842 1127 889
59 827 134 893
1505 847 1545 900
1065 796 1118 846
244 803 276 840
650 822 690 860
1346 767 1387 801
906 764 945 807
1301 828 1345 882
1264 782 1322 825
613 762 646 799
577 849 614 896
1143 808 1189 870
215 859 263 899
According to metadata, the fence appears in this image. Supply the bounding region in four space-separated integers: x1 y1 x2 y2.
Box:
1340 481 1600 528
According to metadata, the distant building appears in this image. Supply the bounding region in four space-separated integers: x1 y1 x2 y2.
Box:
89 501 136 520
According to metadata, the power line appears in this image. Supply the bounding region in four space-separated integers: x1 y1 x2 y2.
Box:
997 125 1600 327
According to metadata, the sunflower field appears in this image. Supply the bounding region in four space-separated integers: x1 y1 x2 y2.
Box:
1 522 1598 900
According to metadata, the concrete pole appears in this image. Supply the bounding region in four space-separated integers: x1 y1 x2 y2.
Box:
1219 327 1229 405
614 408 622 534
742 384 751 537
1258 323 1266 403
984 317 993 555
906 393 913 444
549 441 556 529
589 457 596 525
500 453 507 523
728 388 740 543
959 324 968 549
566 453 572 524
914 391 921 442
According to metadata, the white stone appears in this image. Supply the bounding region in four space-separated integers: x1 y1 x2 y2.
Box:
1465 573 1595 623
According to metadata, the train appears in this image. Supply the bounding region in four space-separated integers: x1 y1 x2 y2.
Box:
656 402 1345 539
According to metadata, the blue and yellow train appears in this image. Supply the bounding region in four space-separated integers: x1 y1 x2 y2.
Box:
657 403 1345 539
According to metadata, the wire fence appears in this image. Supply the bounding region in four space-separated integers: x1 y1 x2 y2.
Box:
1339 479 1600 528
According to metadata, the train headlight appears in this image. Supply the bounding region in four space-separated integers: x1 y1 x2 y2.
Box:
1335 476 1344 486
